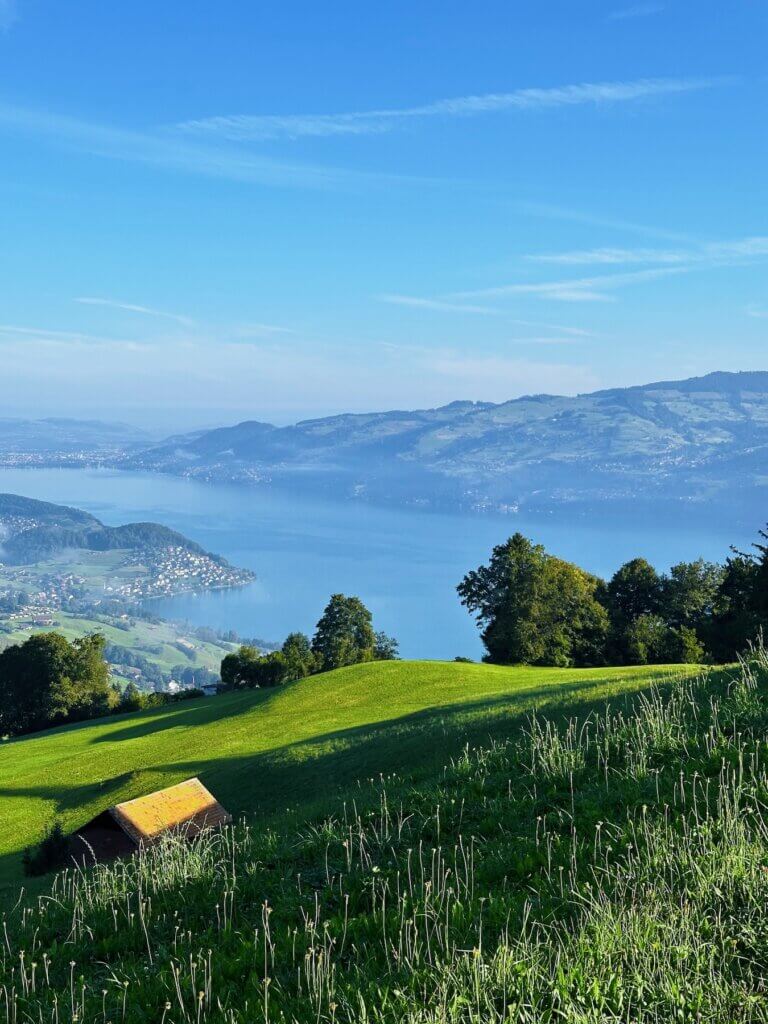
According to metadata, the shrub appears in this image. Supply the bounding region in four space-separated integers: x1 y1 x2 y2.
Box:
22 820 69 877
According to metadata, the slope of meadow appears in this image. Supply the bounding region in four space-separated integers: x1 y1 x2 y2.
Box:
5 653 768 1022
0 660 686 888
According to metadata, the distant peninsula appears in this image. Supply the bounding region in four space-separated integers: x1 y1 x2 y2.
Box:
0 493 255 601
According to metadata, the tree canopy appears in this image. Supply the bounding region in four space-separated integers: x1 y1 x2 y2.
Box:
457 534 609 667
219 596 397 689
312 594 376 671
459 527 768 668
0 632 111 736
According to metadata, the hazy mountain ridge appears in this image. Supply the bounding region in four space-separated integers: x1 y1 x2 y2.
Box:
0 418 150 453
125 372 768 519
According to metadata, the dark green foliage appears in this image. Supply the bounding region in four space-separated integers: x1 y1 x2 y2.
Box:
0 631 111 736
662 558 725 631
118 680 144 713
373 631 399 661
220 646 290 688
709 553 764 661
312 594 376 670
22 820 68 877
461 525 768 667
281 632 318 677
607 557 663 626
221 645 265 689
622 613 703 665
457 533 609 667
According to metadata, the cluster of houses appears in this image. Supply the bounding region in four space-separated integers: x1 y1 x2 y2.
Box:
108 545 253 599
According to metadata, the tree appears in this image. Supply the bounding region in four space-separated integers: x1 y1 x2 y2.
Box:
312 594 376 671
281 632 318 678
251 651 289 687
219 646 289 689
623 614 705 666
220 645 262 690
607 558 663 627
373 631 400 661
0 632 111 736
606 559 665 662
118 681 144 713
708 552 762 661
662 559 725 633
457 534 609 667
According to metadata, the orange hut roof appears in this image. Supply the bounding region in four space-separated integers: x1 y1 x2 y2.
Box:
108 777 231 845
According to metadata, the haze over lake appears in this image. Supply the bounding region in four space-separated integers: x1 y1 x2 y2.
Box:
0 467 752 659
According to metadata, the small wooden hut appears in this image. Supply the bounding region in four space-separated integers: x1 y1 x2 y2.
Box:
72 777 231 864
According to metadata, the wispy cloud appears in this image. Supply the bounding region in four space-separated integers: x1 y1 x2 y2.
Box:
176 77 715 143
75 296 195 327
0 101 373 190
512 200 694 243
230 323 296 339
379 235 768 310
608 4 664 21
378 297 597 338
0 323 145 351
746 304 768 320
378 294 501 315
0 0 17 32
0 326 603 422
507 336 584 346
510 320 595 337
452 266 690 303
528 236 768 266
451 236 768 303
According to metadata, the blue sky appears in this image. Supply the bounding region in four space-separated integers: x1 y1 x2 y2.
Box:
0 1 766 431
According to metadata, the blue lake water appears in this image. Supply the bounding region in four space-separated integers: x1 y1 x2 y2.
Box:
0 467 754 659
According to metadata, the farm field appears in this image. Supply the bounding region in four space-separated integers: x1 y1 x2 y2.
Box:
0 658 694 889
0 608 238 681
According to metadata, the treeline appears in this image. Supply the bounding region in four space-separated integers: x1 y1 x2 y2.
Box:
220 593 398 689
0 633 202 737
1 519 213 566
458 528 768 667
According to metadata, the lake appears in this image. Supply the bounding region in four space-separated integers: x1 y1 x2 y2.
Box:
0 467 754 659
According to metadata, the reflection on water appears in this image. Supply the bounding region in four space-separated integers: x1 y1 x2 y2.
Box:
0 467 751 659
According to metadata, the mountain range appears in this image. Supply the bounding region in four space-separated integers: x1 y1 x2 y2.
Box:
0 418 150 453
123 371 768 522
2 372 767 523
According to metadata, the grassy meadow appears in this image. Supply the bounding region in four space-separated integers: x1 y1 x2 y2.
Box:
0 659 689 889
4 652 768 1021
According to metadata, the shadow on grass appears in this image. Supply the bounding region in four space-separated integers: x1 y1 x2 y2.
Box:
1 668 702 897
88 688 279 744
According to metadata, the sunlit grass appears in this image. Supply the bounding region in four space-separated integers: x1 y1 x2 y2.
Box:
0 660 690 887
4 654 763 1020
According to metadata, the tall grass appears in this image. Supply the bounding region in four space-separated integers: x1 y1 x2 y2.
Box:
3 652 768 1022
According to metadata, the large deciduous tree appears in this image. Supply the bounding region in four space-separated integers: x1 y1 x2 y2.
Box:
0 632 110 736
457 533 608 667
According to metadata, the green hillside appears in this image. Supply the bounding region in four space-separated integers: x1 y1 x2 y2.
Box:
0 659 690 888
0 606 238 682
5 655 767 1022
